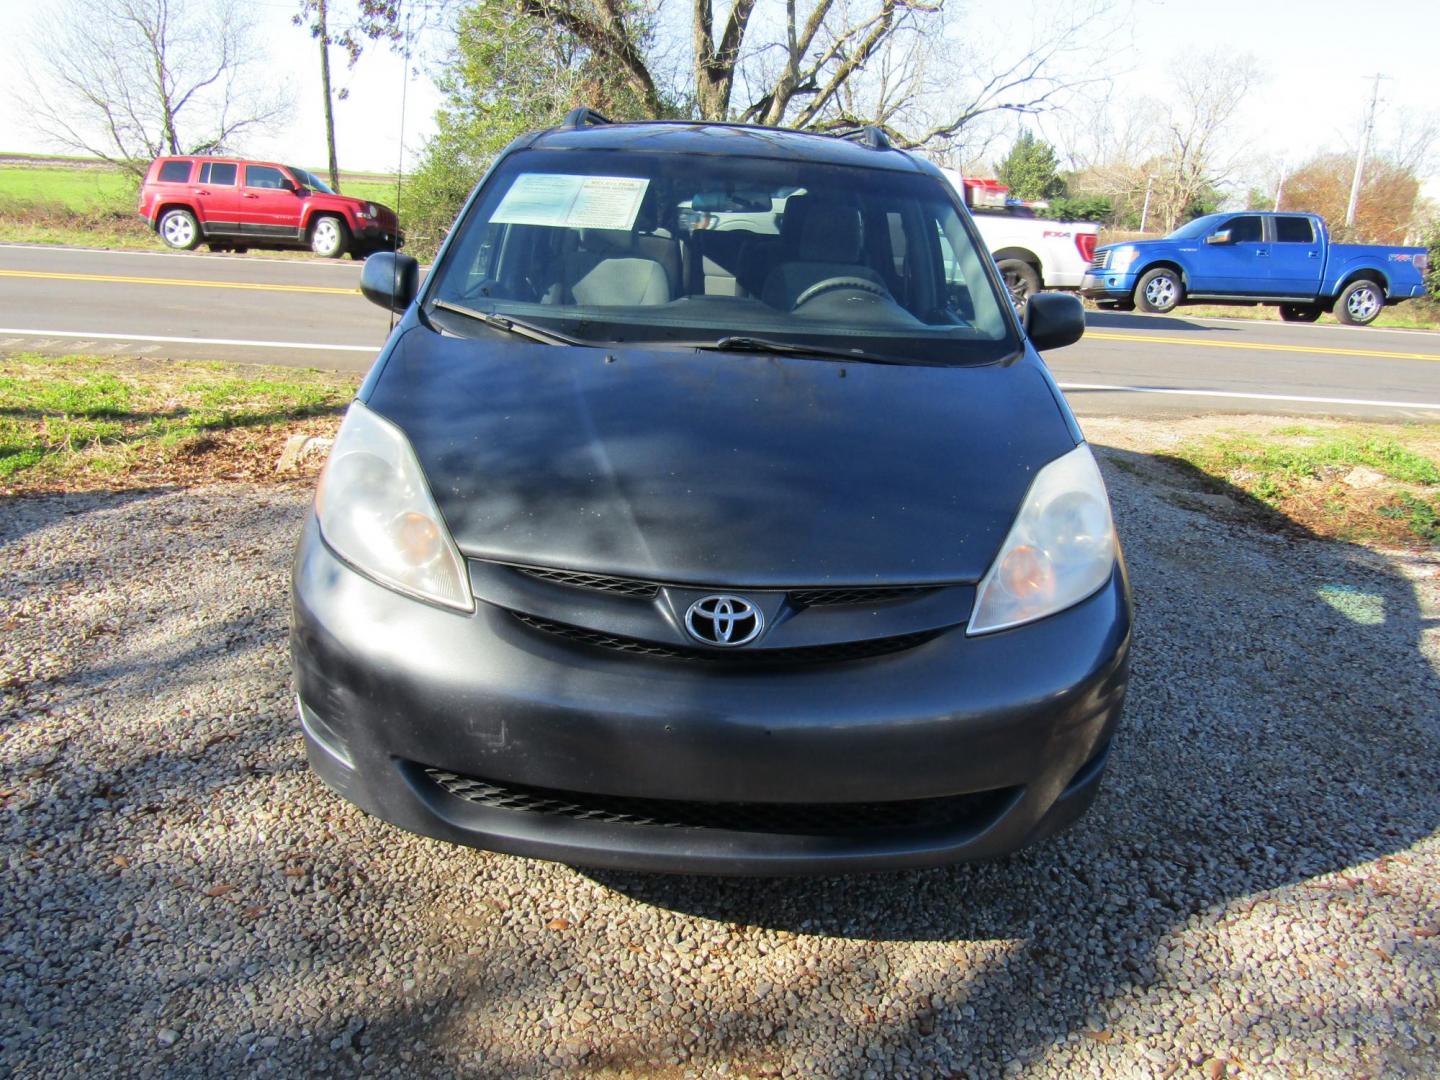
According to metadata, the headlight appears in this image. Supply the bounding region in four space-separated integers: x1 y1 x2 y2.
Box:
315 402 473 612
1109 246 1139 273
968 444 1116 635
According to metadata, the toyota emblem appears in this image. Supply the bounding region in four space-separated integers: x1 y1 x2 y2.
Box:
684 594 763 647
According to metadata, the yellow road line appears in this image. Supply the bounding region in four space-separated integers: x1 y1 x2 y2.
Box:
0 269 357 296
1086 330 1440 363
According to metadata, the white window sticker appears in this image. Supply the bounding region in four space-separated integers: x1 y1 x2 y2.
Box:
491 174 650 230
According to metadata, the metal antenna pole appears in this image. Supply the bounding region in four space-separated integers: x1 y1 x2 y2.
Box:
1344 74 1387 231
389 3 414 334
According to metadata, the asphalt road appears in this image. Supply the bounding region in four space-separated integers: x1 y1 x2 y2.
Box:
3 243 1439 419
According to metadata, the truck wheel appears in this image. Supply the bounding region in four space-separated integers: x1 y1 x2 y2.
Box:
1134 268 1181 313
996 259 1040 314
1333 280 1383 326
1278 303 1322 323
158 208 201 251
309 215 349 259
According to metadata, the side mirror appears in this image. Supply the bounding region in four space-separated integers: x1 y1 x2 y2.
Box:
1204 229 1232 245
360 252 420 313
1024 292 1085 351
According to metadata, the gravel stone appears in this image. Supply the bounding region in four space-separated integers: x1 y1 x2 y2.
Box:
1 425 1438 1078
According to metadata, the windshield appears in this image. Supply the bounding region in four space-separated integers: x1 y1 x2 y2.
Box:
288 167 335 195
1166 213 1227 240
426 148 1019 365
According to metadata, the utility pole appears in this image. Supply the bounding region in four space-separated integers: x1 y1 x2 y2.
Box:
1273 160 1287 211
1139 175 1154 232
1344 74 1387 231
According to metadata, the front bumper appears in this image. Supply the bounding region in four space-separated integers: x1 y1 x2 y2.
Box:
356 223 404 250
1080 270 1139 301
290 513 1132 875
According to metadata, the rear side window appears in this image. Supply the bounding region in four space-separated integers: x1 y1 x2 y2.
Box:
1275 217 1315 243
157 160 191 183
245 165 288 189
199 162 237 186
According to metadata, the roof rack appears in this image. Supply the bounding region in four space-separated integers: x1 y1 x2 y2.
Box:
561 107 614 129
835 125 895 151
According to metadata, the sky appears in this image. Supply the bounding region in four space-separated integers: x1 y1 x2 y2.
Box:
0 0 1436 197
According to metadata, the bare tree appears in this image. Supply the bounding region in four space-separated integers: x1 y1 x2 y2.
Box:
506 0 1116 148
294 0 407 192
23 0 289 177
1148 49 1261 231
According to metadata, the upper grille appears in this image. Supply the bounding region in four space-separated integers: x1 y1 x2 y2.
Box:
508 563 935 609
510 611 940 666
423 767 1016 836
789 586 931 607
1088 251 1109 272
513 566 660 598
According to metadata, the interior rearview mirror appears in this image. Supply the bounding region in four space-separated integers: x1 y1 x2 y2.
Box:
360 252 420 314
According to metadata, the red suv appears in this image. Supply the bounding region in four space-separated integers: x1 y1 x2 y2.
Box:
137 157 402 259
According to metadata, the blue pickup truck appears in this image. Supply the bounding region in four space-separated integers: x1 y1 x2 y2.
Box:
1081 211 1430 325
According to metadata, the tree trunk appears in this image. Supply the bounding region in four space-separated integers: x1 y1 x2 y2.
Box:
318 0 341 192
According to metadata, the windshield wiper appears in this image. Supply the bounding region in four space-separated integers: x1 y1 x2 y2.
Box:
694 335 916 365
431 299 587 346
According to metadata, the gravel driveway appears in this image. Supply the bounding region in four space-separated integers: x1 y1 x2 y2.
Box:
2 434 1437 1079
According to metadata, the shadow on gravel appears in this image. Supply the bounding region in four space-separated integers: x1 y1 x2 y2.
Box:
0 487 172 548
586 444 1440 1070
4 455 1437 1078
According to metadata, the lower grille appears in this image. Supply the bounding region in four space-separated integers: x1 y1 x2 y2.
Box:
510 612 940 665
424 767 1016 835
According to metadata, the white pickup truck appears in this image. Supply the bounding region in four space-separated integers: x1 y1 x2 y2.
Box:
937 168 1100 310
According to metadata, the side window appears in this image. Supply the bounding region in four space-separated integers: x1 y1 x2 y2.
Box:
157 160 191 183
200 162 237 186
1275 217 1315 243
1226 215 1262 243
245 165 287 189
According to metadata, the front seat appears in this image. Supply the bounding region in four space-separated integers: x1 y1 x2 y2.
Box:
760 195 887 310
541 229 671 306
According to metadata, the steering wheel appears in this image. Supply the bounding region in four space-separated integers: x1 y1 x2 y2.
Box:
791 276 890 309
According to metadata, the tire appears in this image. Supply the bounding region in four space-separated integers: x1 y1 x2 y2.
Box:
1134 267 1182 313
1096 299 1136 312
309 215 349 259
1333 279 1383 326
158 208 201 251
996 259 1040 314
1279 303 1322 323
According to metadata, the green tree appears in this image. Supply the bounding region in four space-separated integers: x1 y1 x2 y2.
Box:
403 0 656 256
995 131 1065 201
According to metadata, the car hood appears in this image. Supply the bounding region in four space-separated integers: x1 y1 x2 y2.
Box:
363 326 1076 586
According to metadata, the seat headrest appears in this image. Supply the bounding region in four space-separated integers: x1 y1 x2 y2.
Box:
578 228 636 253
780 194 863 264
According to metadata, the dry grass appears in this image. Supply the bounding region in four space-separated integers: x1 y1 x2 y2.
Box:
0 353 357 495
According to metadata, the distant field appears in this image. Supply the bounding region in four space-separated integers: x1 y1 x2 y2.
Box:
0 161 401 211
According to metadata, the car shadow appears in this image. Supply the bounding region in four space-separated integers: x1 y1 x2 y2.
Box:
578 443 1439 1068
3 449 1436 1077
1084 310 1243 333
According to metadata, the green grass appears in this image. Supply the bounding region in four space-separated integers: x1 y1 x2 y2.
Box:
0 166 137 211
0 353 357 490
1176 300 1440 331
1170 422 1440 548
